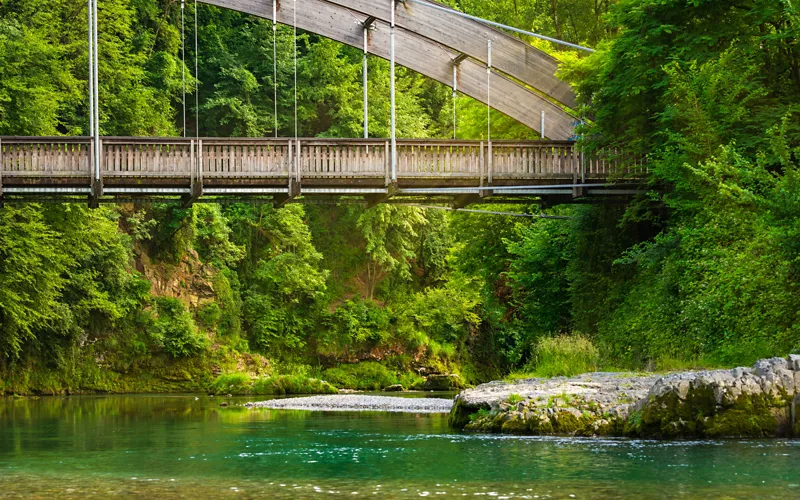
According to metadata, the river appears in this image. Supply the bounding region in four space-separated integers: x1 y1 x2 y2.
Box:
0 394 798 498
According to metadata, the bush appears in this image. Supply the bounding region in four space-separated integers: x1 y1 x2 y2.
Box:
197 303 222 330
321 362 398 391
152 297 207 358
209 373 337 395
527 334 600 378
209 372 251 394
251 375 337 395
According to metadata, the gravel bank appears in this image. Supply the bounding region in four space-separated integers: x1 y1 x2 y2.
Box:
246 394 453 413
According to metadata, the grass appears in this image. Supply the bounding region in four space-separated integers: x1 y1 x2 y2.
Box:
509 334 600 379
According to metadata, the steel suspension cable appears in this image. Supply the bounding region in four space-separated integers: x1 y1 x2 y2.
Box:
195 0 199 138
88 0 94 138
181 0 186 137
92 0 99 181
273 0 278 137
487 40 491 143
452 65 457 140
293 0 298 142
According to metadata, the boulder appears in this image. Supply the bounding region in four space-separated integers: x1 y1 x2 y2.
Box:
423 374 465 391
383 384 404 392
788 354 800 372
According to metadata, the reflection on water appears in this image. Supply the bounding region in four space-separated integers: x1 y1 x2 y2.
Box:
1 395 798 498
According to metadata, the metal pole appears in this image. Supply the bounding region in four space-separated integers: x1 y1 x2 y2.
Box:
88 0 94 139
181 0 186 138
541 111 545 139
92 0 100 181
363 26 369 139
273 0 278 137
390 0 397 181
195 0 199 138
293 0 298 141
487 40 491 143
452 64 457 140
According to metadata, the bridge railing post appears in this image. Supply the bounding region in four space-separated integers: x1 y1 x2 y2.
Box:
296 138 302 184
479 141 485 187
197 138 203 194
0 137 4 200
385 140 390 186
487 140 493 185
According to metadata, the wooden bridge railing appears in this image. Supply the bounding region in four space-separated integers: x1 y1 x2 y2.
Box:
0 137 637 196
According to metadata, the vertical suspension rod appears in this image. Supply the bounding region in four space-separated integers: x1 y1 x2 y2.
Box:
293 0 298 141
362 20 370 139
181 0 186 137
195 0 199 138
390 0 397 182
273 0 278 137
87 0 95 139
92 0 100 181
487 39 491 143
452 65 457 140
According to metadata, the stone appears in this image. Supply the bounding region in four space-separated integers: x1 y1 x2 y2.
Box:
450 356 800 438
383 384 404 392
423 374 465 391
754 357 789 377
788 355 800 372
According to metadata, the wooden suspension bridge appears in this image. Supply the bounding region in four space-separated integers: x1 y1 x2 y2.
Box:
0 137 640 206
0 0 644 207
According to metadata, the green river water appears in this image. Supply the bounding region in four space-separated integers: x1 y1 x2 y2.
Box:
0 394 798 498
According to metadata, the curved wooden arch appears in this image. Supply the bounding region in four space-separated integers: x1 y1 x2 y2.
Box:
201 0 577 139
328 0 575 108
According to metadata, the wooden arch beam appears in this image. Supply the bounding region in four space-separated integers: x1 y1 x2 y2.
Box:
201 0 577 139
329 0 576 108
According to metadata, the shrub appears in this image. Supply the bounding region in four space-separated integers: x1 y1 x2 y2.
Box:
152 297 207 358
251 375 337 395
322 362 398 391
197 303 222 330
528 334 600 378
209 373 337 395
209 372 251 394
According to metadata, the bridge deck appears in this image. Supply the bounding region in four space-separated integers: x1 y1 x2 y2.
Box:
0 137 634 204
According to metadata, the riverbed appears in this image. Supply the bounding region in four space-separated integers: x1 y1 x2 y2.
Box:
1 394 798 498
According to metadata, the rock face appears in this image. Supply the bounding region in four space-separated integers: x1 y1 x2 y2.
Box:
423 374 466 391
450 356 800 438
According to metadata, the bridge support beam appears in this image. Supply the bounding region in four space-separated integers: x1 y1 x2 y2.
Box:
452 193 480 209
365 182 398 208
0 137 4 206
274 178 301 208
89 138 103 208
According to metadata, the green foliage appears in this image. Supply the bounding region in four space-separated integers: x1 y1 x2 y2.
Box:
208 372 337 395
321 362 398 391
152 297 207 358
506 393 524 405
524 335 600 378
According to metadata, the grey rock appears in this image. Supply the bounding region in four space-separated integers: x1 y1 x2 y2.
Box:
754 357 789 377
383 384 404 392
788 354 800 372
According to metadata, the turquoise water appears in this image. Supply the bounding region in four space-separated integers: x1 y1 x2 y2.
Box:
0 394 798 498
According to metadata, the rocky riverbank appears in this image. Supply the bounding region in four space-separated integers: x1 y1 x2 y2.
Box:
450 356 800 438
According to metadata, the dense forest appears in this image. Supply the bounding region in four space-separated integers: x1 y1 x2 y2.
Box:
0 0 798 395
